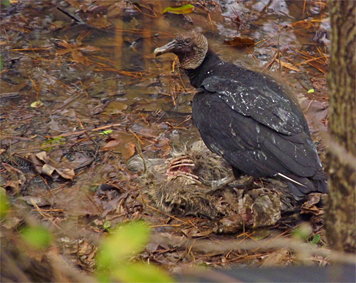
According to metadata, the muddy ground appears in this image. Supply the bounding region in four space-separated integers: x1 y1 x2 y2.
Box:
0 0 334 281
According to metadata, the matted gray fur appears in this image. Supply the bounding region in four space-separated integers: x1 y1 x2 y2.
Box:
127 141 298 231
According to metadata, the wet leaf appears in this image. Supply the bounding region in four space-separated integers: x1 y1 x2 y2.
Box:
78 45 101 53
275 58 300 72
56 41 92 65
71 49 90 65
50 21 65 29
123 142 136 160
87 16 110 29
224 37 255 48
107 5 123 18
162 4 194 14
0 81 27 96
103 101 128 115
56 41 73 55
101 139 121 150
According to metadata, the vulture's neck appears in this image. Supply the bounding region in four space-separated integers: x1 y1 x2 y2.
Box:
185 50 221 88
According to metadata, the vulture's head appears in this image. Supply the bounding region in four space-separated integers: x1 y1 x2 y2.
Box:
154 31 208 69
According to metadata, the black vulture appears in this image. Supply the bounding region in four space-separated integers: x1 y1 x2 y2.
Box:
154 31 327 199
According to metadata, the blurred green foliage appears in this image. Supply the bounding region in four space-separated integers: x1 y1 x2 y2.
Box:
292 223 312 241
310 234 321 244
96 221 174 283
0 189 10 219
21 225 52 249
292 223 321 245
1 0 11 7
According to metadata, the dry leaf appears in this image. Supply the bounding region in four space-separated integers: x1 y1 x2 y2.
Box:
275 58 300 72
122 142 136 160
262 248 290 266
55 168 75 180
42 163 56 176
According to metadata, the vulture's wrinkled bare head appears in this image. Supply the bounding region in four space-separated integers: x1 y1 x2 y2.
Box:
154 31 208 69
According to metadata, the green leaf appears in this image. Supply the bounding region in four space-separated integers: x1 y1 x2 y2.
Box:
0 189 9 219
162 4 194 14
103 220 111 230
113 263 174 283
310 234 320 244
96 221 150 270
307 89 315 93
100 130 113 135
30 100 44 108
21 226 52 249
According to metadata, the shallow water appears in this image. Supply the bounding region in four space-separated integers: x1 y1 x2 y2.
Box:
0 0 329 190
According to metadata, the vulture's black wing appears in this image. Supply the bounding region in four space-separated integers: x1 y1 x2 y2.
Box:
193 74 323 189
200 73 308 136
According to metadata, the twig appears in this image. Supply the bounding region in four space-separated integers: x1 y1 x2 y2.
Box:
151 233 356 265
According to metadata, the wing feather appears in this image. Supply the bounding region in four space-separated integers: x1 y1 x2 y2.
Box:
192 91 321 179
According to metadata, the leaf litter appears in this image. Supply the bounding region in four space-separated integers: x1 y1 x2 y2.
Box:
0 0 336 281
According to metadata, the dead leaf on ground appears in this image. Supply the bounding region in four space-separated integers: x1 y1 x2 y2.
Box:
32 152 75 180
123 142 136 160
301 193 324 216
224 37 255 48
20 196 52 207
101 139 122 151
275 58 300 72
0 81 28 98
262 248 290 266
56 41 99 65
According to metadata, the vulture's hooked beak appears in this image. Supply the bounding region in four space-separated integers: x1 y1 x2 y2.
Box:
154 40 177 57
